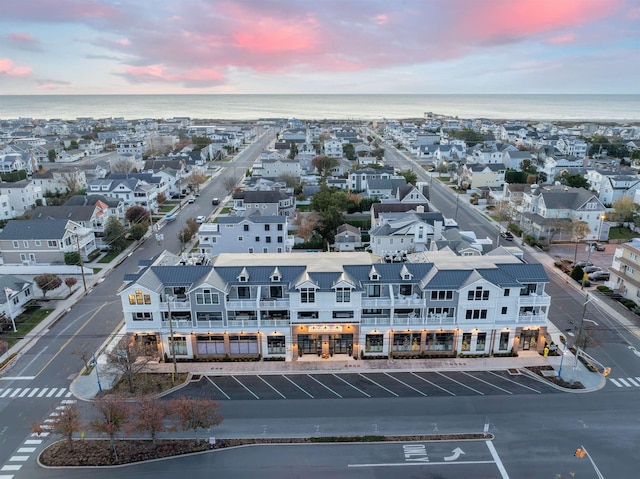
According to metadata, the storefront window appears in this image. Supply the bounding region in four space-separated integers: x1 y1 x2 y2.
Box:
168 336 187 355
267 336 286 354
476 332 486 351
392 332 421 352
229 335 259 354
365 334 384 352
196 335 225 355
461 333 471 351
499 332 509 351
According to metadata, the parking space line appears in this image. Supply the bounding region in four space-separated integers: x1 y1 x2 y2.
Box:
461 372 512 394
231 376 260 399
359 374 399 397
486 371 541 393
332 374 370 397
410 372 455 396
205 376 230 400
257 376 286 399
282 375 314 398
307 374 342 398
384 373 427 396
436 372 484 395
486 440 510 478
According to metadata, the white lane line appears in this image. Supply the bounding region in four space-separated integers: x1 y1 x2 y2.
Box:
0 466 21 471
618 378 631 387
65 391 73 397
28 389 39 398
627 377 639 387
37 388 48 397
383 373 427 397
231 376 260 400
358 374 399 397
436 372 485 395
257 376 286 399
348 460 497 468
0 389 12 398
486 440 510 478
332 374 371 398
636 377 640 384
8 457 28 462
307 374 342 398
462 372 513 394
55 389 66 397
205 376 230 400
410 372 456 396
9 389 22 398
19 389 30 398
487 371 541 394
61 399 76 404
0 476 14 479
24 440 42 445
281 375 314 398
17 448 36 453
609 378 622 387
0 377 34 380
46 388 58 397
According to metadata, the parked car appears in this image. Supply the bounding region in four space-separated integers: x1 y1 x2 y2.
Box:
196 215 206 223
187 197 195 204
165 213 176 222
212 197 220 205
500 231 514 241
572 261 593 268
583 266 602 274
588 271 610 281
589 242 605 251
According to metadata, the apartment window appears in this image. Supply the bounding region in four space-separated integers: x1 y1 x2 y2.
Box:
431 290 453 300
499 332 509 351
263 247 268 253
335 287 351 302
468 287 489 301
501 307 508 314
461 333 472 351
132 312 153 321
277 236 283 243
264 224 270 231
266 236 271 243
277 224 283 231
195 290 220 305
20 254 26 261
476 332 486 351
48 241 58 247
12 241 19 248
128 290 151 305
238 236 243 242
35 240 41 246
255 236 260 242
300 288 315 303
465 309 488 320
504 289 510 296
244 224 249 232
367 284 381 297
23 241 29 248
237 286 250 299
427 307 454 317
168 336 188 356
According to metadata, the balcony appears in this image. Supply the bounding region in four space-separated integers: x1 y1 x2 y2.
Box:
361 317 392 326
161 320 193 329
228 319 258 328
361 297 393 308
519 293 550 306
159 300 191 310
259 298 290 309
394 295 424 306
260 319 290 327
226 299 258 309
426 314 457 325
195 319 224 329
392 315 425 326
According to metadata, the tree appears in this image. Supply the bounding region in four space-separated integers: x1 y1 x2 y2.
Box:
191 135 213 151
397 169 417 185
34 274 62 299
311 155 339 177
371 147 385 161
103 217 127 253
110 157 137 174
48 149 56 162
288 142 298 159
295 212 321 242
178 227 193 249
156 192 167 205
91 397 131 461
60 172 82 194
186 217 200 235
106 336 155 394
171 397 223 444
186 171 207 193
436 162 448 177
449 128 485 147
125 205 150 225
128 222 148 241
128 398 172 448
610 196 638 227
64 251 81 266
570 219 591 264
276 173 299 189
556 171 589 189
64 277 78 293
342 143 355 161
51 403 83 451
222 176 237 194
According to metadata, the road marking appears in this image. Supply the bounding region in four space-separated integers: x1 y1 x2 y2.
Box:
205 376 230 400
257 376 286 399
384 372 427 396
486 440 510 478
231 376 260 400
28 389 39 397
410 372 455 396
618 378 631 387
609 378 621 387
0 389 11 398
9 389 22 398
0 475 14 479
487 371 541 394
307 374 342 398
46 388 58 397
24 440 42 445
436 372 485 395
461 372 513 394
627 377 639 387
17 448 36 453
332 374 370 397
359 374 399 397
37 389 48 397
55 389 66 397
61 399 76 404
0 377 35 381
348 460 496 468
8 457 28 462
0 466 21 471
19 389 30 398
281 375 313 398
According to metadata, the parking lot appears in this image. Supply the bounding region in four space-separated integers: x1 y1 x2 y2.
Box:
547 242 615 282
176 370 560 401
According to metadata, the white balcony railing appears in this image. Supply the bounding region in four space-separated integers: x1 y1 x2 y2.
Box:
226 299 258 309
426 314 456 325
159 300 191 310
161 320 193 329
361 297 393 308
361 317 392 326
260 319 290 327
394 296 424 306
228 319 259 328
519 293 550 306
259 299 290 309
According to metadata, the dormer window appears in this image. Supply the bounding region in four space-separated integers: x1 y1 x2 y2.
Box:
370 273 379 280
271 274 280 282
239 275 248 282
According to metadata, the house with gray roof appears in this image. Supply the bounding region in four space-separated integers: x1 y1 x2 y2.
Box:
332 224 362 252
369 207 446 255
119 249 550 361
0 275 34 331
231 190 296 217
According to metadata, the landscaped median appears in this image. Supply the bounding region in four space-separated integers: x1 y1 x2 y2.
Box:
39 433 494 467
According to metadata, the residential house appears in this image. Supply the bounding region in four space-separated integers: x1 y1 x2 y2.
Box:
31 169 88 196
0 153 26 174
503 150 533 170
609 239 640 298
585 168 640 206
119 249 550 361
458 163 506 189
369 207 446 256
232 190 296 217
349 166 395 191
0 180 45 217
252 158 302 180
365 178 407 199
0 275 34 330
324 139 344 158
332 224 362 252
31 204 110 235
87 177 158 211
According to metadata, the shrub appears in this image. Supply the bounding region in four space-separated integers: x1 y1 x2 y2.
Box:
508 223 522 236
524 234 536 246
597 285 612 293
571 266 585 283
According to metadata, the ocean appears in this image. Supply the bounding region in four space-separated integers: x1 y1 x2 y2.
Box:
1 94 639 122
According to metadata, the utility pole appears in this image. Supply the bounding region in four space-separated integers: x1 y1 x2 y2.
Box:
167 296 178 385
75 234 88 293
574 292 595 368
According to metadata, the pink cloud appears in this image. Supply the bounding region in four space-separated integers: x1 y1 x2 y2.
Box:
6 32 42 51
117 38 131 46
547 33 577 44
0 58 32 77
3 0 123 24
121 64 225 87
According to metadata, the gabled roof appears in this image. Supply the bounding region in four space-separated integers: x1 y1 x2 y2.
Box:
233 190 290 203
65 194 122 208
31 205 96 222
0 219 70 240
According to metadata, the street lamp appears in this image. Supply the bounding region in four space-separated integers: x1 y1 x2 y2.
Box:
557 339 568 379
91 352 102 393
598 214 606 241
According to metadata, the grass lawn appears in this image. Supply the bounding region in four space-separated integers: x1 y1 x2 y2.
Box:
296 204 311 212
97 251 120 263
220 207 232 214
435 176 450 182
92 268 102 274
159 205 175 213
1 307 55 348
608 227 637 240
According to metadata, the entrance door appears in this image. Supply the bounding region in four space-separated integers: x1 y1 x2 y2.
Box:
298 334 320 354
520 329 538 350
329 334 353 354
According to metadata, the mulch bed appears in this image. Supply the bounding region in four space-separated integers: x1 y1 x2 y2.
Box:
40 434 491 467
526 365 584 389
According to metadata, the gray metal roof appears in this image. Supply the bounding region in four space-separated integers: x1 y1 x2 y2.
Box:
0 219 69 240
149 265 212 286
424 270 473 289
217 215 287 225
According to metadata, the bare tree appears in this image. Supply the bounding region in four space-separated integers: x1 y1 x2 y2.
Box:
60 171 82 194
570 219 591 264
127 398 173 448
185 171 207 193
170 397 223 444
110 157 137 174
222 176 237 194
276 173 299 189
64 277 78 293
106 336 155 394
297 213 321 242
90 397 131 461
50 403 83 451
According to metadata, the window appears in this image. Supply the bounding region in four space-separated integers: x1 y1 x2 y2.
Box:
399 285 412 296
365 334 384 352
195 290 220 305
266 236 271 243
367 284 381 297
499 332 509 351
129 290 151 305
425 332 454 351
465 309 488 320
23 241 29 248
48 240 57 247
431 291 453 300
335 287 351 302
476 333 486 351
468 287 489 301
229 335 259 354
255 236 260 242
20 254 26 261
461 333 472 351
12 241 18 248
237 286 250 298
196 312 223 323
269 285 283 298
277 236 283 243
132 312 153 321
501 307 507 314
167 336 187 356
392 333 421 352
244 224 249 231
264 224 270 231
35 240 41 246
238 236 243 242
427 307 454 317
277 224 283 231
301 288 315 303
196 335 225 355
504 289 510 296
267 336 286 354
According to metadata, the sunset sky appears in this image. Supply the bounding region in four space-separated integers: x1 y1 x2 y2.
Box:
1 0 639 95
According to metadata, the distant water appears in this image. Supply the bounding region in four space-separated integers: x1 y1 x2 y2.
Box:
1 94 639 122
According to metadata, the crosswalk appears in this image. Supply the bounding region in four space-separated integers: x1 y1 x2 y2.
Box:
609 377 640 388
0 387 73 399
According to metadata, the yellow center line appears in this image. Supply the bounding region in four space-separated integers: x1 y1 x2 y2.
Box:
35 302 108 378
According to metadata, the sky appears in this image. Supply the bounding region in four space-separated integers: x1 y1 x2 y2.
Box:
1 0 639 95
